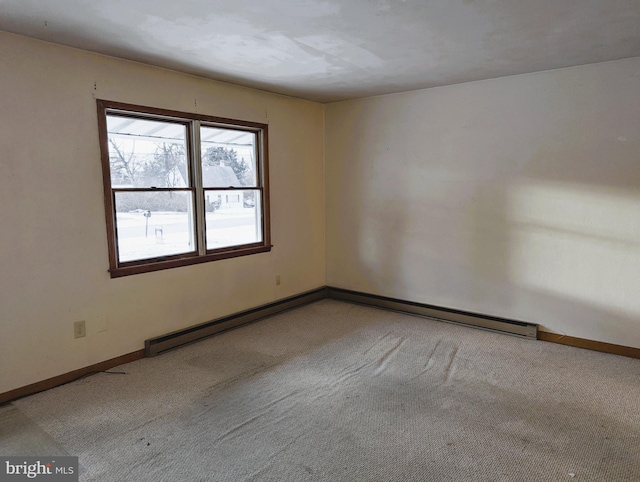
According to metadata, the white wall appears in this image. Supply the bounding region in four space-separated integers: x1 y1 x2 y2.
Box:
0 33 325 393
2 31 638 395
326 58 640 348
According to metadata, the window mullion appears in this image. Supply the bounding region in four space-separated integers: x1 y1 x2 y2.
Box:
98 99 271 277
191 120 206 256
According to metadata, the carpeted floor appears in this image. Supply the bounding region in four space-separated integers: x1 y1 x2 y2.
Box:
2 300 639 481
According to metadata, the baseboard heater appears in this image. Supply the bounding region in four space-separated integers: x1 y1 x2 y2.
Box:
145 287 327 356
146 286 537 357
326 287 538 339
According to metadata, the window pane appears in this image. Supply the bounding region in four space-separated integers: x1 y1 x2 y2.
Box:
200 126 257 187
204 189 262 250
106 116 189 189
114 191 195 262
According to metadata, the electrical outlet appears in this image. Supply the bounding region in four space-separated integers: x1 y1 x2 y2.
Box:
74 320 86 339
275 275 281 286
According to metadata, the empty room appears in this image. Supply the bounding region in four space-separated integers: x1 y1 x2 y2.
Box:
1 1 639 480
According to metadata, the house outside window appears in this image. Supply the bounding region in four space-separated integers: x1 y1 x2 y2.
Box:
97 100 270 277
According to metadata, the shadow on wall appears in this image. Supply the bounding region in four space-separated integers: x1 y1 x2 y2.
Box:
504 178 640 332
326 59 640 348
460 146 639 345
344 108 639 347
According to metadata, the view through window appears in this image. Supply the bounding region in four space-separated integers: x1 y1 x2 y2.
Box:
97 100 270 277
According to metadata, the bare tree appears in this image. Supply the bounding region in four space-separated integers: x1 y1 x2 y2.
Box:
109 138 141 186
143 143 185 188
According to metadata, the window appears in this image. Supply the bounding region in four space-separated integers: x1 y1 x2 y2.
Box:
97 100 270 277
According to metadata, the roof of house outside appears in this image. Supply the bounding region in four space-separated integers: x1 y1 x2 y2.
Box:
201 165 242 188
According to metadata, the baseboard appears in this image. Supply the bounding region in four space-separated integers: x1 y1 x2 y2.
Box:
0 350 145 405
1 289 327 404
538 331 640 359
145 287 328 356
4 287 636 404
326 287 538 339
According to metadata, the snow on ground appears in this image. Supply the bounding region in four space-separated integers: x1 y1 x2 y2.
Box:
116 208 260 262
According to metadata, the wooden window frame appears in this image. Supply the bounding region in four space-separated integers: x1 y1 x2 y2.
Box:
97 100 271 278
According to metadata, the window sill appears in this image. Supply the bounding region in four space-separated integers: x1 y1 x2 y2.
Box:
108 245 272 278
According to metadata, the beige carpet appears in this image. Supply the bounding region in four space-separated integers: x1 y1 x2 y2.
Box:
3 300 640 481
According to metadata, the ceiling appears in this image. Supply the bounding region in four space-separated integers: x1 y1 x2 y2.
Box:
1 0 639 103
